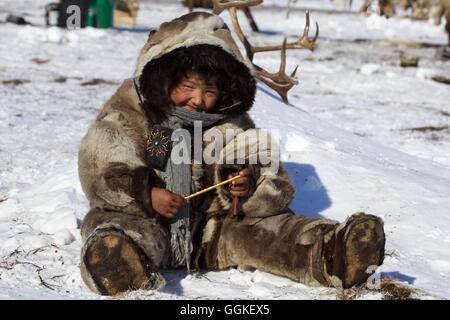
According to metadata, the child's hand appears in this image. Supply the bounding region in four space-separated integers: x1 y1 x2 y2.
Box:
150 187 185 219
228 168 252 198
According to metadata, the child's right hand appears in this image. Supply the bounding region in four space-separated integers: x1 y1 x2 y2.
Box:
150 187 185 219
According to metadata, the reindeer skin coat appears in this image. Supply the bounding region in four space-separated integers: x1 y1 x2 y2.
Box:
78 12 385 295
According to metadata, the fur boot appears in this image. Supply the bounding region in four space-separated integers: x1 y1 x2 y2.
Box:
80 208 170 295
81 228 164 295
324 213 386 288
199 211 385 289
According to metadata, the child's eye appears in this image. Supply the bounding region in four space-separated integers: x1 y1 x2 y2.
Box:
182 85 194 90
206 91 218 97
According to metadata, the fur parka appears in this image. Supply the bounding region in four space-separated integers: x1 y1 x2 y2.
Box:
79 12 385 295
78 12 296 289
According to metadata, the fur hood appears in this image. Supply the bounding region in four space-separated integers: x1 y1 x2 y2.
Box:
134 12 256 121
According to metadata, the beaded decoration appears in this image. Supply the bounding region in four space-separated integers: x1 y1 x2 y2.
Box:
146 127 170 157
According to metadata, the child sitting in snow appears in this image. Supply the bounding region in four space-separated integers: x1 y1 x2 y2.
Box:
78 12 386 295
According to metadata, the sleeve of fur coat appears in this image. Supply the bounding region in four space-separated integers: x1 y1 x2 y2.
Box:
78 110 157 217
213 129 296 218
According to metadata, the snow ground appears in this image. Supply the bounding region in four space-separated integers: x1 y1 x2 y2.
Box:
0 0 449 299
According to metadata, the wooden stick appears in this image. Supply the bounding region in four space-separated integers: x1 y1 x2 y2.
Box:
231 195 239 216
184 175 241 200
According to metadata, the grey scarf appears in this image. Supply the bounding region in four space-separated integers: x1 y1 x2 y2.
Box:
161 107 227 270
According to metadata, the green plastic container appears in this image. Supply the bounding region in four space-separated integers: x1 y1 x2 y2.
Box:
86 0 116 28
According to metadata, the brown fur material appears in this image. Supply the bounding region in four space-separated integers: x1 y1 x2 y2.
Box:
334 213 386 288
138 44 256 122
78 12 386 295
199 213 338 286
84 230 154 295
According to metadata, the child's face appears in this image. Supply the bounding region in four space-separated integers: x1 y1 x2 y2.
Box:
170 71 220 113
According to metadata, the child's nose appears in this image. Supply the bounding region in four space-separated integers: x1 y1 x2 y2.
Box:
190 90 203 106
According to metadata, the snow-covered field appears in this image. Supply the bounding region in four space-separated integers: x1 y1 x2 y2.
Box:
0 0 449 299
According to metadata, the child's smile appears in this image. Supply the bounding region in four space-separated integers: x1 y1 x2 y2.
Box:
170 71 220 113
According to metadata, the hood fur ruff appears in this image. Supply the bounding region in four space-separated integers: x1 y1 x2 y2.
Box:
134 12 257 120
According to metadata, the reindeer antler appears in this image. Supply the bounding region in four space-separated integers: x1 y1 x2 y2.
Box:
230 8 318 59
212 0 318 103
212 0 263 14
227 6 298 103
253 38 299 104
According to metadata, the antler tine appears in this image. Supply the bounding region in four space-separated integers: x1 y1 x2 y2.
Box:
229 7 255 61
291 65 299 77
297 10 319 51
228 11 319 55
254 38 299 104
303 10 310 38
220 2 302 103
212 0 263 15
279 37 287 75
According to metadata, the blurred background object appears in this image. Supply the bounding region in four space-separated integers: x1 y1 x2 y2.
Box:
86 0 116 28
45 0 119 28
431 0 450 46
6 14 32 25
360 0 396 17
114 0 141 26
182 0 213 9
182 0 259 31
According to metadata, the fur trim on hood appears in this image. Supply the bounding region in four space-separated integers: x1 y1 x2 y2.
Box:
134 12 256 121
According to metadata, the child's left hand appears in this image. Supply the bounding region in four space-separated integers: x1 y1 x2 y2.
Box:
228 168 252 198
